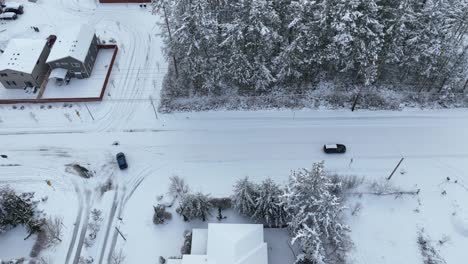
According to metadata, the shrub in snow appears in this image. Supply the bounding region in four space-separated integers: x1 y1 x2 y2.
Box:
176 192 212 221
252 178 288 227
84 209 103 248
417 229 446 264
153 205 172 224
0 187 42 236
110 249 125 264
329 174 364 197
282 162 350 264
180 231 192 255
232 177 258 217
168 175 189 199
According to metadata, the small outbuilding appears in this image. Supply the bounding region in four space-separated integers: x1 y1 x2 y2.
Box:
0 39 51 89
46 24 99 79
168 223 268 264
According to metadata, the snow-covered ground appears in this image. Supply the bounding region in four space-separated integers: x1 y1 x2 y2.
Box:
1 109 468 263
0 1 467 264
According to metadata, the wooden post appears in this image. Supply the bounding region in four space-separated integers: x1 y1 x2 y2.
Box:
149 96 158 120
115 227 126 241
85 104 95 121
387 158 404 180
351 88 362 112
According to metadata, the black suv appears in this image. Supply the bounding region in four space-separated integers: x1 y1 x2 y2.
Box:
323 144 347 154
116 152 128 169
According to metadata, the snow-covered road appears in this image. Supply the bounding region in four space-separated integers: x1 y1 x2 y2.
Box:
1 110 468 263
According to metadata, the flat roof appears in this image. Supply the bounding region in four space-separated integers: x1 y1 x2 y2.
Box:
0 39 47 74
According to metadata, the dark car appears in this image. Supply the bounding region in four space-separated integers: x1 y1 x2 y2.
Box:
116 152 128 169
323 144 346 154
2 4 24 14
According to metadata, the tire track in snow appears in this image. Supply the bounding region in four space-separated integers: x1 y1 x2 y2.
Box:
104 166 152 262
65 184 84 264
98 187 120 264
72 190 92 264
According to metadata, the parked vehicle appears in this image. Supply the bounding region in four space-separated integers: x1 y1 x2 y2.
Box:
116 152 128 170
0 12 17 20
1 3 24 14
323 144 347 154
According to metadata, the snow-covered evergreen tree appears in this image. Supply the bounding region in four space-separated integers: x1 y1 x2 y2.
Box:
0 187 42 235
176 192 212 221
232 176 258 217
282 162 350 264
252 178 287 227
326 0 384 85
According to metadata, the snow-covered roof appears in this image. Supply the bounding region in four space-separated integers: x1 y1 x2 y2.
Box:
47 24 95 63
191 229 208 255
181 224 267 264
0 39 47 74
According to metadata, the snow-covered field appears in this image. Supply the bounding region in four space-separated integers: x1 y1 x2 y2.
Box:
0 1 467 264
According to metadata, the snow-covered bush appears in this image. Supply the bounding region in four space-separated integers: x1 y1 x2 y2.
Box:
153 205 172 225
180 231 192 255
176 192 212 221
0 187 42 236
417 229 446 264
84 209 103 248
282 162 350 264
232 177 258 217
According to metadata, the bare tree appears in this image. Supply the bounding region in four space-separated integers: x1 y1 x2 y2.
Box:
110 249 126 264
168 175 189 199
44 216 63 245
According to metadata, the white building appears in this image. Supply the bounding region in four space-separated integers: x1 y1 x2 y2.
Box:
0 39 51 89
168 224 268 264
46 24 99 79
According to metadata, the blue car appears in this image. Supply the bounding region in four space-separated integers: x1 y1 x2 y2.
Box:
116 152 128 169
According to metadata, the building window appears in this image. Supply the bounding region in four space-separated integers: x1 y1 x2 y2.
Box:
6 81 11 86
24 81 33 87
0 73 7 77
61 62 68 66
72 63 80 68
55 62 61 67
12 81 17 86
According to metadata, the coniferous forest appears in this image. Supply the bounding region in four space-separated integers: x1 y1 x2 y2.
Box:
154 0 468 111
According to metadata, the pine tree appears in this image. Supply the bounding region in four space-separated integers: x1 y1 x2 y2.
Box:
232 176 258 217
252 178 287 227
326 0 384 85
0 187 42 235
282 162 349 264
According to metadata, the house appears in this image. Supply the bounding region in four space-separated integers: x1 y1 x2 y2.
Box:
168 224 268 264
0 39 51 89
46 24 99 80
